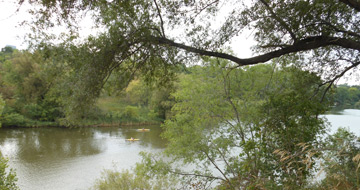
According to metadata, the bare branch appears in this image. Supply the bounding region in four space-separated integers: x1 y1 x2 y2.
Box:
153 0 166 37
168 170 225 181
320 61 360 101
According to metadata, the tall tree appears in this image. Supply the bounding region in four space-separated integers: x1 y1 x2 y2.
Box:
136 60 329 189
15 0 359 118
19 0 360 80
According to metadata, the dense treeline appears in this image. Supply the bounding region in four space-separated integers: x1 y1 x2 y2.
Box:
332 85 360 109
0 46 174 127
0 46 358 127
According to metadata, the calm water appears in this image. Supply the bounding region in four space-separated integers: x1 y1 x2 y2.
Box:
325 109 360 136
0 110 359 190
0 125 166 190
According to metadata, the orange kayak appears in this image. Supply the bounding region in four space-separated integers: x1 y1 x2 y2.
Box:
136 129 150 132
126 139 140 141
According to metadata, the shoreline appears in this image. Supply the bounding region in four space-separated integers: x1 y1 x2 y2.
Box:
1 121 162 128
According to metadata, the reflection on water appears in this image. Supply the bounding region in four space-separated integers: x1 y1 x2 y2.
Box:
0 125 166 190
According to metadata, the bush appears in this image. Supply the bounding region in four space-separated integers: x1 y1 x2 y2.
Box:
23 103 43 120
0 153 18 190
1 113 27 127
92 169 151 190
0 95 5 127
92 169 177 190
122 106 139 120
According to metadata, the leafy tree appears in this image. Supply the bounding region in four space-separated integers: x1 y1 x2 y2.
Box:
136 60 329 189
125 79 151 106
20 0 360 79
332 85 360 108
0 95 4 127
313 128 360 189
11 0 358 118
148 86 175 120
0 49 66 125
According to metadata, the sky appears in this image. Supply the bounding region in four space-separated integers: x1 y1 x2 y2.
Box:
0 0 96 50
0 1 29 49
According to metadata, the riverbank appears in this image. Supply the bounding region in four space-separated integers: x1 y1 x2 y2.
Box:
1 120 162 128
1 96 164 128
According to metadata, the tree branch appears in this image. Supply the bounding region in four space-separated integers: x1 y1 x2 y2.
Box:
153 36 360 66
320 61 360 101
320 20 360 39
338 0 360 12
153 0 166 37
204 151 234 189
259 0 297 42
168 170 225 181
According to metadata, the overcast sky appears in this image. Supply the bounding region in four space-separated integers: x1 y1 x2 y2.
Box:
0 1 29 49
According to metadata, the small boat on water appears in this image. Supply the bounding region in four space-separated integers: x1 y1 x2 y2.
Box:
136 128 150 132
126 138 140 141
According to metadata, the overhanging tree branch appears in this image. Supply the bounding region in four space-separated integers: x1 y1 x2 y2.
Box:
153 36 360 66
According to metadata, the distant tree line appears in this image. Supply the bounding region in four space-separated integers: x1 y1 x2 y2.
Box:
332 84 360 109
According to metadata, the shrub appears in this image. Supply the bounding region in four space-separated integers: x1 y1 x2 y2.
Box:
92 169 177 190
0 95 5 127
92 169 151 190
1 113 27 127
122 106 139 120
0 153 18 190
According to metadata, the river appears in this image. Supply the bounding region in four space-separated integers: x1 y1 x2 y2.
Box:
0 109 359 190
0 125 166 190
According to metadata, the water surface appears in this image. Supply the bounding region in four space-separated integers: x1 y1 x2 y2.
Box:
325 109 360 135
0 109 359 190
0 125 166 190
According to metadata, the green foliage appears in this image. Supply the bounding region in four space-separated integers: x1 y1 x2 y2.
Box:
0 153 19 190
0 95 4 127
153 60 330 189
17 0 360 124
21 0 360 86
92 167 178 190
0 47 68 126
92 169 151 190
1 113 27 127
332 85 360 109
122 106 140 121
315 128 360 189
125 79 151 106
